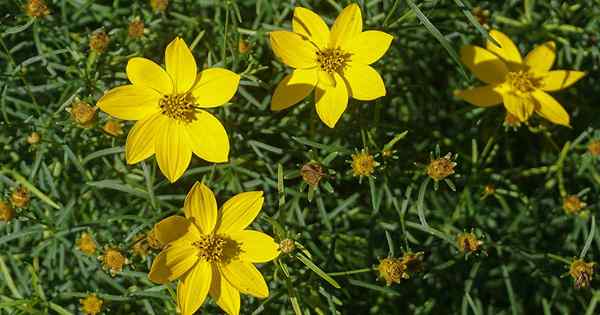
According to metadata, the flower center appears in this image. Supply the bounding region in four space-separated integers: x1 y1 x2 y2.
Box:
316 48 351 73
159 93 197 122
506 71 540 93
194 234 227 262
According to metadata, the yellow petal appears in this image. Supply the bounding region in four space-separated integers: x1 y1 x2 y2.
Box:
228 230 279 263
126 57 173 95
315 73 348 128
345 31 393 65
184 182 218 234
178 261 211 315
525 41 556 73
209 265 240 315
216 191 264 234
155 119 192 182
271 69 317 111
460 45 509 84
269 31 318 69
148 241 198 284
165 37 197 94
220 260 269 298
292 7 330 49
330 4 362 50
343 63 385 101
485 30 522 64
97 85 161 120
184 110 229 163
154 215 192 245
454 85 503 107
532 90 570 126
502 92 535 122
125 113 167 164
191 68 240 108
317 69 336 87
540 70 585 92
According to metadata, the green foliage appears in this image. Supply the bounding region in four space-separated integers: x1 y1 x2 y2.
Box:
1 0 600 314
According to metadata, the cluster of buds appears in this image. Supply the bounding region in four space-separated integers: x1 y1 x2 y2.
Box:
377 251 424 286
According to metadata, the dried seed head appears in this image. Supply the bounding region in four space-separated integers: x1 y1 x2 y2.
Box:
563 195 587 215
0 201 15 222
301 163 325 187
80 294 103 315
570 259 595 289
98 248 128 276
25 0 50 18
102 120 123 137
457 232 483 253
128 19 145 38
150 0 168 12
89 31 110 53
279 239 296 254
427 153 456 181
351 150 376 177
588 140 600 156
238 39 251 54
77 233 97 255
27 132 41 145
11 186 29 208
377 257 408 286
70 101 97 127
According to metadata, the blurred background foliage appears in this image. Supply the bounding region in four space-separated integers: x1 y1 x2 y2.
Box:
1 0 600 314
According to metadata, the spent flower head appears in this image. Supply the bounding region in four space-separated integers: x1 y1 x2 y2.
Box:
269 4 393 127
80 294 103 315
427 152 457 182
377 257 408 286
301 162 326 187
455 30 585 126
97 37 240 182
570 259 595 289
70 101 96 127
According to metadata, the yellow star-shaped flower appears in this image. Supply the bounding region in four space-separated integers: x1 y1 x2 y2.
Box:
455 30 585 126
148 182 279 315
97 38 240 182
269 4 393 128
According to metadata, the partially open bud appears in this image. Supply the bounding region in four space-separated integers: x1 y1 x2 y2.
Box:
89 31 110 54
70 101 97 128
301 163 325 187
77 233 97 255
570 259 595 289
80 294 103 315
351 150 377 178
98 247 128 276
11 186 29 208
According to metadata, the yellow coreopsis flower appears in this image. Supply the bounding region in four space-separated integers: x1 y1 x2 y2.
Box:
455 30 585 126
97 38 240 182
269 4 393 128
148 182 279 315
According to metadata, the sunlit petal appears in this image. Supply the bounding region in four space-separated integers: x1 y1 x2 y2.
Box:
540 70 585 92
486 30 522 64
191 68 240 108
525 41 556 73
343 63 385 101
293 7 330 49
125 113 168 164
330 4 362 50
345 31 393 65
184 182 218 234
209 265 240 315
460 45 509 84
126 57 173 94
220 260 269 298
502 92 534 122
155 119 192 182
165 37 197 94
315 72 348 128
178 261 211 315
269 31 318 69
148 241 198 284
216 191 264 234
228 230 279 263
532 90 570 126
271 69 317 111
184 110 229 163
97 85 161 120
454 84 503 107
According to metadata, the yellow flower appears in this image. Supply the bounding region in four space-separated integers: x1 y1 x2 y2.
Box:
97 37 240 182
148 182 279 315
351 150 376 177
269 5 393 128
377 257 407 286
80 294 103 315
455 30 585 126
77 233 97 255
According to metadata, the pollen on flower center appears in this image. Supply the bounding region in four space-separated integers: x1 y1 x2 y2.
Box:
506 71 540 93
159 93 197 122
194 234 227 262
316 48 351 73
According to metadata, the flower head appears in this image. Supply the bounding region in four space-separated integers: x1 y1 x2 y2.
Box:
77 233 97 255
97 37 240 182
99 247 128 276
570 259 595 289
11 186 29 208
25 0 50 18
563 195 587 215
148 182 279 315
0 201 15 222
455 30 585 126
351 150 376 178
80 294 103 315
89 31 110 54
427 153 456 181
269 5 393 128
128 19 145 39
70 101 96 127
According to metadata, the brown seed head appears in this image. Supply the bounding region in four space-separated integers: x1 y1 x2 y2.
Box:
570 259 595 289
427 153 456 181
70 101 97 127
457 232 483 253
279 239 296 254
25 0 50 18
89 31 110 53
80 294 103 315
11 186 29 208
301 163 325 187
128 19 145 38
0 201 15 222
